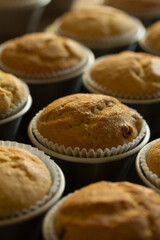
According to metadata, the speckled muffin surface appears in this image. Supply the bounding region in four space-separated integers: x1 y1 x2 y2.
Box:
0 146 52 218
0 70 26 115
146 140 160 178
106 0 160 12
145 21 160 53
1 32 84 74
90 51 160 97
38 93 143 151
57 6 138 40
55 181 160 240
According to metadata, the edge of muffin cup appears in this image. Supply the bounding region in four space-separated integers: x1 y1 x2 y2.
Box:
0 39 95 84
82 54 160 102
44 16 145 49
27 109 150 163
136 138 160 194
0 141 65 225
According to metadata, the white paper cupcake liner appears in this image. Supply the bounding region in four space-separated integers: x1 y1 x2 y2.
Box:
0 81 30 120
138 139 160 190
139 35 160 56
83 55 160 100
45 17 145 49
0 40 91 82
31 109 147 159
0 141 65 224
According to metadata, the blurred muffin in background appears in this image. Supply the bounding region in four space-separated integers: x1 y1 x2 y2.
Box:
0 32 94 112
105 0 160 26
45 5 145 56
139 21 160 56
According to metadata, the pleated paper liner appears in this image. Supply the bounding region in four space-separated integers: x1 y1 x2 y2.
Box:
0 141 65 224
45 16 145 50
136 139 160 194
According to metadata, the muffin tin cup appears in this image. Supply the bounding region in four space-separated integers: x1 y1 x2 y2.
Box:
28 114 150 193
0 141 65 240
45 17 145 57
0 94 32 141
136 139 160 194
0 0 51 39
0 43 95 114
82 58 160 139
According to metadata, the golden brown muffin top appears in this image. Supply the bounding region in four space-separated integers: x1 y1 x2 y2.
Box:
90 51 160 97
1 32 84 74
147 140 160 178
0 146 52 218
57 6 137 40
55 181 160 240
145 21 160 53
106 0 160 12
0 70 26 115
38 93 143 151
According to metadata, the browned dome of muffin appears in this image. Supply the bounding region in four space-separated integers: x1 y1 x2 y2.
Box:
0 70 26 115
55 181 160 240
57 6 138 40
1 32 84 74
90 51 160 97
38 93 143 151
0 146 52 218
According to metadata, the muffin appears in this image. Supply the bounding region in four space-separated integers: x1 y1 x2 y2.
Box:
0 145 52 218
37 93 143 152
146 140 160 177
83 50 160 138
0 141 65 240
139 21 160 56
106 0 160 14
86 51 160 98
43 181 160 240
0 32 85 76
136 139 160 192
0 69 28 118
28 93 149 192
45 6 145 56
0 32 94 112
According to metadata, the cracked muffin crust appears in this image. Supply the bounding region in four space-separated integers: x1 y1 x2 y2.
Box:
90 51 160 97
0 146 52 218
56 6 138 40
1 32 84 74
0 70 26 115
38 93 143 151
55 181 160 240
